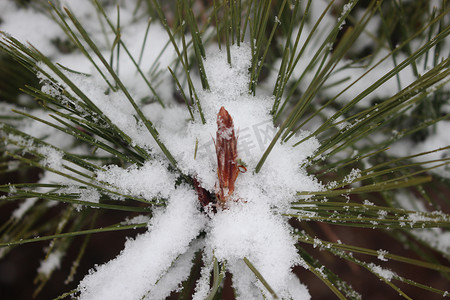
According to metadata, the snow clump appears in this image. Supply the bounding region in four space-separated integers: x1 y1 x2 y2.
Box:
77 43 322 299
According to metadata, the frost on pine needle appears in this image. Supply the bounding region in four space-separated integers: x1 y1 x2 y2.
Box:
50 71 157 149
368 263 396 282
57 186 101 211
36 146 64 171
343 168 362 185
377 249 389 262
395 192 450 256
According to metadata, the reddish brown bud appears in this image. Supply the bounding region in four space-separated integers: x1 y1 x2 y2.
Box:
193 177 213 207
215 106 240 206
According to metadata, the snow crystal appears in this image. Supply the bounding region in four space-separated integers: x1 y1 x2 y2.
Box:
95 160 176 201
363 200 374 206
275 16 281 25
343 168 361 183
61 72 157 149
207 201 304 298
192 255 214 300
377 210 387 219
144 240 203 300
368 263 395 281
313 238 323 249
341 2 354 16
228 260 264 299
286 275 310 300
8 185 17 194
377 249 389 262
78 186 207 300
408 212 433 227
58 185 101 210
36 146 64 171
78 187 100 204
121 215 152 226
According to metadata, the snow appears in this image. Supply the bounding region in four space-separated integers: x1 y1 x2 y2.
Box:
57 185 101 211
95 160 177 201
0 2 323 292
0 2 65 56
368 263 396 282
12 198 38 220
2 1 448 299
78 186 207 300
76 42 318 299
395 192 450 256
38 251 63 276
121 215 152 226
17 109 76 149
56 71 157 149
389 121 450 178
377 249 389 262
191 254 214 300
227 259 310 300
207 201 301 298
77 187 101 204
228 259 265 299
411 228 450 256
343 168 361 183
36 146 64 171
144 240 203 300
146 44 323 204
